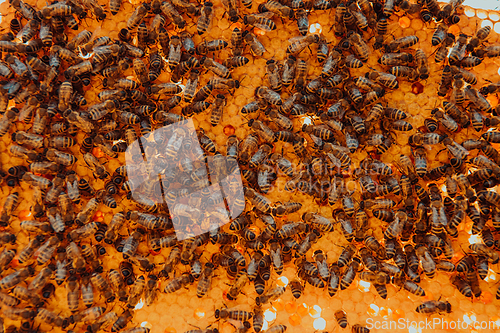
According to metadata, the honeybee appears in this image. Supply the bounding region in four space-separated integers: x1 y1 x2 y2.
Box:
464 85 491 112
126 275 145 308
348 32 370 62
122 229 145 259
432 108 459 132
470 243 499 264
37 308 68 328
66 275 80 312
0 249 16 274
0 232 15 248
70 306 106 325
11 285 42 308
51 249 67 286
106 269 126 302
196 39 229 56
0 108 17 136
450 274 472 298
65 242 86 275
46 148 77 166
164 273 194 293
20 219 52 234
36 236 60 267
389 65 418 81
196 262 215 298
255 87 282 107
109 0 122 14
448 33 467 64
467 26 491 52
333 309 348 328
286 34 319 55
0 192 20 225
111 310 133 332
262 60 282 93
63 172 80 205
255 286 285 306
352 325 370 333
437 0 462 19
340 257 361 290
137 274 157 307
393 276 426 296
65 110 95 133
295 8 309 35
182 70 199 103
242 30 266 57
74 198 99 226
430 23 448 46
45 206 65 233
169 0 197 14
18 235 45 264
200 57 231 79
366 71 398 90
244 12 276 31
126 2 149 31
416 245 437 278
88 311 119 333
12 131 45 149
197 2 214 34
261 0 293 17
83 153 109 179
226 27 245 58
2 306 37 321
210 94 226 126
386 35 419 53
0 266 34 290
215 307 254 321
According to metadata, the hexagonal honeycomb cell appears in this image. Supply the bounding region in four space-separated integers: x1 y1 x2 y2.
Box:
0 0 500 333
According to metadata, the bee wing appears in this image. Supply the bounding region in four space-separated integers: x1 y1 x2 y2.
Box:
452 141 469 155
254 39 266 54
288 35 307 44
392 158 408 177
270 247 281 262
450 0 464 7
83 153 98 169
253 11 274 19
442 113 457 126
330 144 350 154
252 22 274 32
222 0 237 10
208 75 224 84
79 0 94 9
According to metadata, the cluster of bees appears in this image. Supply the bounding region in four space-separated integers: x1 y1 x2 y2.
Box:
0 0 500 332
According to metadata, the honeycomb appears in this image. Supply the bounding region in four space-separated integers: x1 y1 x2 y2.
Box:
0 0 500 333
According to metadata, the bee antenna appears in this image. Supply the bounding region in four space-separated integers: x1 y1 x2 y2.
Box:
239 74 248 84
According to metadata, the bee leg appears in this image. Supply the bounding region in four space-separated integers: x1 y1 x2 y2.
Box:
186 322 202 329
435 147 448 159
